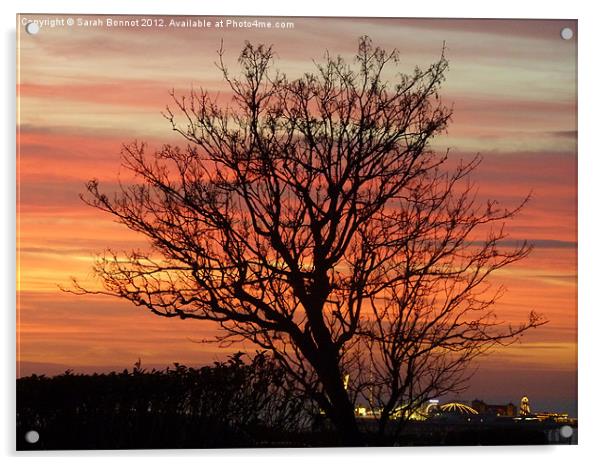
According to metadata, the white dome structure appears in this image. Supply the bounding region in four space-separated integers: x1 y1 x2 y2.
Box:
439 402 478 415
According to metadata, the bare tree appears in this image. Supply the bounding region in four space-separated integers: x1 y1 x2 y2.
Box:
71 37 544 445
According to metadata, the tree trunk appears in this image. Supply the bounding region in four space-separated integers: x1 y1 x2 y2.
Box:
328 390 364 446
298 281 364 445
316 358 364 446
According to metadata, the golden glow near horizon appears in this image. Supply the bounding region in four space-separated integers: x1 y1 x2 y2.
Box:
17 16 576 413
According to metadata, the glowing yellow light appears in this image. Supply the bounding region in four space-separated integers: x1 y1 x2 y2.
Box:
520 396 531 416
439 402 478 415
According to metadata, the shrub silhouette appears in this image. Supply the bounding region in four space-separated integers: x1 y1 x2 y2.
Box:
17 352 313 450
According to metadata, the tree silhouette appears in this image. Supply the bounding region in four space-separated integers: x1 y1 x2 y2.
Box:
72 37 544 445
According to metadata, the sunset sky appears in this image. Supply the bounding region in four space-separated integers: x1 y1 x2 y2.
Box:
17 16 577 415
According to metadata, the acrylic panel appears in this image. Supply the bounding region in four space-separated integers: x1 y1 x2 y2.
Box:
16 14 577 449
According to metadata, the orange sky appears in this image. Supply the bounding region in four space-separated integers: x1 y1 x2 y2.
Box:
17 16 577 414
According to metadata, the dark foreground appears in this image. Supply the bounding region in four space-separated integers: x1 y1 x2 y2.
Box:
17 356 575 450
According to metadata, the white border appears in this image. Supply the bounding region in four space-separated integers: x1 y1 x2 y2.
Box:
3 1 599 464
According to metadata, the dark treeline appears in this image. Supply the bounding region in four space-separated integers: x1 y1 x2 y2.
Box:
17 352 556 449
17 352 324 450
